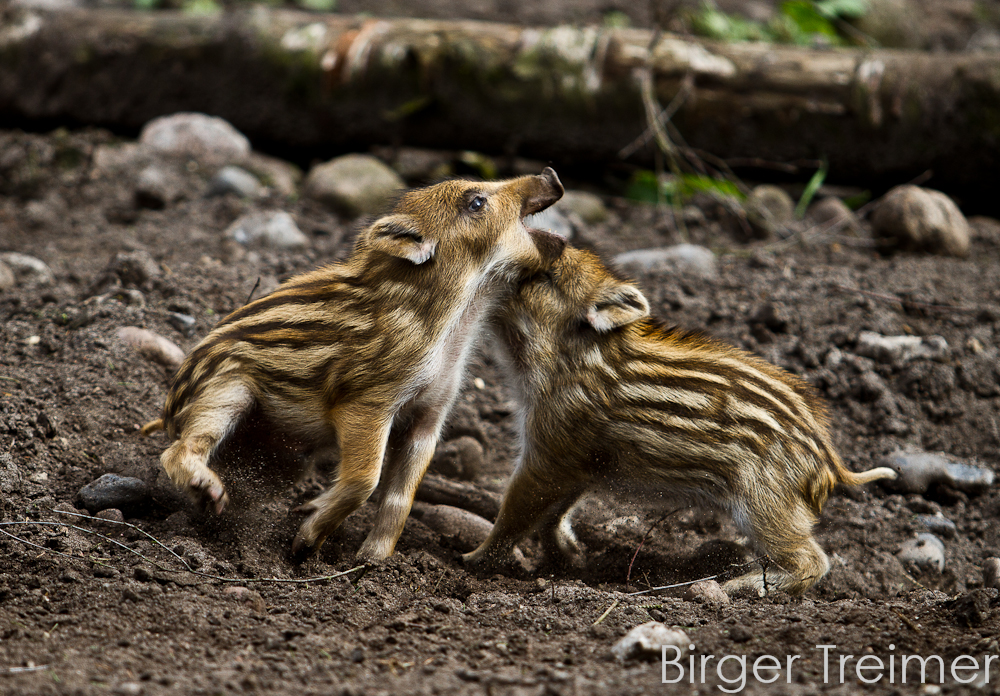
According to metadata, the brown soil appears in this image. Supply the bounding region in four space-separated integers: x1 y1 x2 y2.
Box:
2 126 1000 696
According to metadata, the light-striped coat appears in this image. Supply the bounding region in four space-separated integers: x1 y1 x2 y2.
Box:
143 169 566 563
464 246 894 595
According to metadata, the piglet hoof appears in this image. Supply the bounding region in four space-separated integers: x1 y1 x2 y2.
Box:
188 474 229 515
290 530 319 564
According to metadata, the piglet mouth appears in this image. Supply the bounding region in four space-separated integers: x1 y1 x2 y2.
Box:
520 167 565 219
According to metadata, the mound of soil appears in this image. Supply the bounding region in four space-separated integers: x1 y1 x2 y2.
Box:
2 126 1000 694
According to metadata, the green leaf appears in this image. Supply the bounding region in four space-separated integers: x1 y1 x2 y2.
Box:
298 0 337 11
795 160 828 219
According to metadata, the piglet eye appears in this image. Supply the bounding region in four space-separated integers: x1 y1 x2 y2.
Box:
468 195 486 212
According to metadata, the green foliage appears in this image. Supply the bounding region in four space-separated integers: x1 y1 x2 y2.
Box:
626 170 744 206
182 0 220 13
602 11 632 29
795 160 827 218
297 0 337 11
688 1 867 46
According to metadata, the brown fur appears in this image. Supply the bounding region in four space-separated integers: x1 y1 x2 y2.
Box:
142 169 566 563
463 246 895 595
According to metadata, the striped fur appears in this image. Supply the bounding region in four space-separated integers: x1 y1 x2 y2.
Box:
464 246 895 595
143 169 566 563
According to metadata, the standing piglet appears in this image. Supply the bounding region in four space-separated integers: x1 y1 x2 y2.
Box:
143 169 566 563
464 246 895 595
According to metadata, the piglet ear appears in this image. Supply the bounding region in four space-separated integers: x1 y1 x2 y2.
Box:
586 283 649 332
368 214 436 265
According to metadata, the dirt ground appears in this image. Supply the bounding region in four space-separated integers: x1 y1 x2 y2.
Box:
2 115 1000 696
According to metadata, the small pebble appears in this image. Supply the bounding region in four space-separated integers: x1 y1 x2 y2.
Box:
897 533 945 572
112 682 144 696
95 508 125 525
871 184 969 257
881 450 994 495
808 197 860 232
982 558 1000 589
116 326 186 370
744 184 794 239
223 586 266 613
140 112 250 167
77 473 150 514
0 252 55 286
915 512 957 539
524 206 573 239
558 190 607 224
134 165 182 209
429 437 484 481
304 154 405 218
681 580 730 605
855 331 949 365
611 622 687 662
166 312 197 336
417 504 492 552
225 211 309 249
613 244 717 279
207 165 261 198
0 260 14 291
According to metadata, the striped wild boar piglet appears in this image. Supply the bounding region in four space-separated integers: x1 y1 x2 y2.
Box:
142 169 567 563
463 246 895 595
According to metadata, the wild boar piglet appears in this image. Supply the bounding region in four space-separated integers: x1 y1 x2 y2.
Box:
143 169 567 563
464 246 894 595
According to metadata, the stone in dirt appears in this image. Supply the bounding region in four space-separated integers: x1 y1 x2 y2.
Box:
0 260 14 291
854 331 949 366
807 196 860 232
207 166 261 199
139 113 251 167
429 436 484 481
525 206 573 240
896 533 945 572
870 184 970 257
135 164 184 209
611 622 687 662
116 326 186 370
77 473 151 514
681 579 730 605
225 211 309 249
880 450 994 495
304 154 405 218
915 512 957 539
744 184 794 239
983 558 1000 589
613 244 717 279
414 504 493 552
558 190 608 224
0 252 55 285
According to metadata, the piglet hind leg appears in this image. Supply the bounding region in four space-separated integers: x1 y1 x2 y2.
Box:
463 460 587 573
160 380 253 514
291 407 392 563
721 498 830 597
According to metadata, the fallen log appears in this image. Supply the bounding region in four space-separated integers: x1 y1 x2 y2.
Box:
1 7 999 199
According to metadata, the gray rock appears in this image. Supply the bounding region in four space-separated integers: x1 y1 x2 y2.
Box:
896 533 944 572
0 261 15 291
880 450 995 495
135 165 183 209
613 244 717 279
24 193 66 229
244 153 302 198
167 312 197 337
558 190 608 224
855 331 949 366
139 113 250 167
915 512 957 539
807 197 860 232
77 474 150 514
304 154 405 217
983 558 1000 590
429 436 484 481
0 252 54 286
94 250 161 291
681 579 730 605
225 211 309 249
525 206 573 240
0 452 21 494
871 185 970 257
745 184 795 239
207 166 261 199
611 622 688 662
